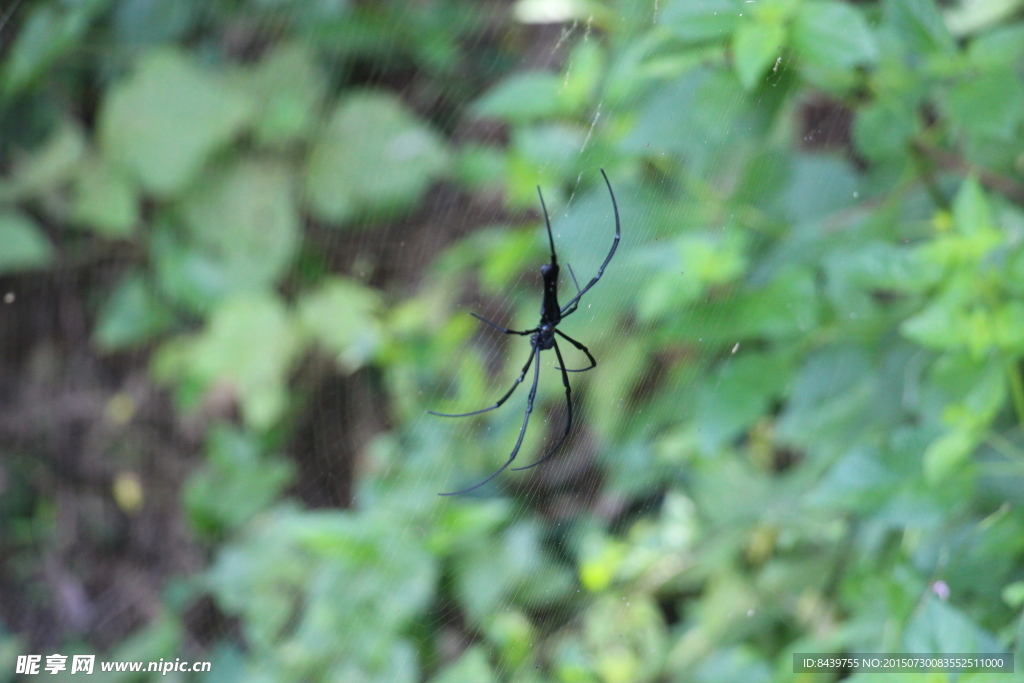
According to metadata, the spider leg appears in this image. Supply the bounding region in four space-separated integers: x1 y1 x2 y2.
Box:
513 339 572 472
440 345 542 495
538 186 557 263
428 346 536 418
567 263 581 296
560 169 620 318
470 312 534 335
553 329 597 373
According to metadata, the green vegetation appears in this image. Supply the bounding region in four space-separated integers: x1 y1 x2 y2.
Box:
3 0 1024 681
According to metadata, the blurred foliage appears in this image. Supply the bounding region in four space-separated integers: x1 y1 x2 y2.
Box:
5 0 1024 682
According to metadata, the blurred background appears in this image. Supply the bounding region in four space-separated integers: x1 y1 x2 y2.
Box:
3 0 1024 681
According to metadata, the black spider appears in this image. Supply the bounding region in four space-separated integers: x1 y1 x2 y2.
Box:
431 169 620 495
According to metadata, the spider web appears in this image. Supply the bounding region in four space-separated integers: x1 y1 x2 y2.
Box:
0 0 861 681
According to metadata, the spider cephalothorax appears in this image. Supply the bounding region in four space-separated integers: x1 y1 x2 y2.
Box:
430 170 621 495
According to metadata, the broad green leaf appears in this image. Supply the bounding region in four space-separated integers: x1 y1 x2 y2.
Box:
968 24 1024 67
473 71 564 122
244 42 326 145
901 289 970 351
304 91 448 223
151 225 232 313
1002 581 1024 608
99 49 253 196
297 278 384 371
181 159 299 292
93 273 175 352
903 598 1001 652
945 0 1023 36
71 156 138 237
923 429 975 483
853 97 918 160
430 647 494 683
882 0 956 55
184 426 293 537
942 68 1024 141
177 294 300 429
0 211 54 274
733 19 785 90
792 2 878 71
623 68 751 175
696 352 793 454
952 176 993 235
658 0 742 43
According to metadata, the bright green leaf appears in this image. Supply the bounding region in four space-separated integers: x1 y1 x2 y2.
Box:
952 176 993 235
99 49 253 196
181 159 299 292
297 278 384 372
472 71 564 123
733 19 785 90
304 91 448 223
792 2 878 71
942 68 1024 141
71 156 138 237
245 42 326 145
184 426 293 537
923 429 975 483
658 0 741 42
175 294 301 429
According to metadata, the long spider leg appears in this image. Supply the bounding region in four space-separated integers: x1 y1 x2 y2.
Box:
513 340 572 471
440 346 542 495
560 169 620 317
553 329 597 373
428 346 536 418
470 312 534 335
537 186 557 264
567 263 581 295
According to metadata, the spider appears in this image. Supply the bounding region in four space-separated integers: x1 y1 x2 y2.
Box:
431 169 620 495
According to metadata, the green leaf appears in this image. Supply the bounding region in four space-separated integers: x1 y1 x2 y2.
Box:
942 68 1024 141
297 278 384 371
1 122 85 201
93 273 175 352
0 3 97 96
882 0 955 55
244 42 326 145
792 2 878 71
473 71 564 123
304 91 448 223
923 429 975 483
71 156 138 237
98 49 253 196
1002 581 1024 608
180 159 299 292
151 225 232 313
184 426 293 537
0 211 54 274
733 19 785 90
561 40 605 113
696 352 793 454
430 647 494 683
952 176 994 235
853 97 918 160
659 0 742 43
171 294 301 429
